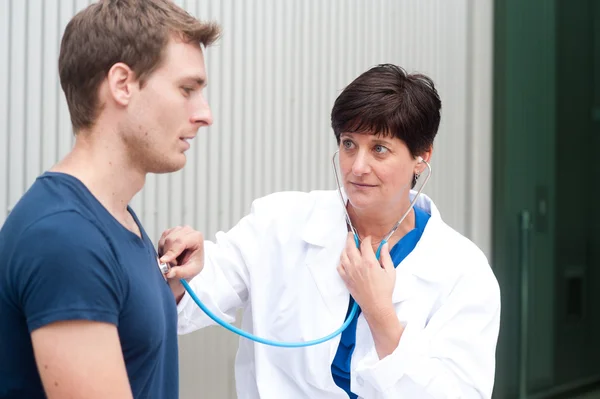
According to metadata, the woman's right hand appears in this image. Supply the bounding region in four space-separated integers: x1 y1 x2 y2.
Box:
158 226 205 302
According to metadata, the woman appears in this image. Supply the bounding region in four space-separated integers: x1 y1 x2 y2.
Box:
161 64 500 398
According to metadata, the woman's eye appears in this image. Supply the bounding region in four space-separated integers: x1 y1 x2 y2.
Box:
182 87 193 96
374 145 388 154
342 139 354 149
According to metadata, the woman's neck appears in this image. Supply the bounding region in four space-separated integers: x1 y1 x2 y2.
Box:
347 201 416 245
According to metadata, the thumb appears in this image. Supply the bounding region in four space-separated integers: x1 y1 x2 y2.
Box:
160 247 182 265
165 255 204 280
166 265 195 281
165 265 182 280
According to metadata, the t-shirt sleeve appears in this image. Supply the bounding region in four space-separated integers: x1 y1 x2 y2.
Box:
10 211 127 333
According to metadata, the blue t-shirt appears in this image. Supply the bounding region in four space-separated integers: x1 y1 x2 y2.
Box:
0 172 178 399
331 206 431 398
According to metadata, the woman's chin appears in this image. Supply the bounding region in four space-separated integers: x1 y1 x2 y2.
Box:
347 195 377 211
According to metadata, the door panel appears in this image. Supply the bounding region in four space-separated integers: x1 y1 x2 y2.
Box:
493 1 557 396
554 0 598 387
493 0 600 397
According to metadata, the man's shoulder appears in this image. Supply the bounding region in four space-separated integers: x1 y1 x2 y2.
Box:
3 173 113 248
21 210 103 240
6 173 89 226
4 210 113 277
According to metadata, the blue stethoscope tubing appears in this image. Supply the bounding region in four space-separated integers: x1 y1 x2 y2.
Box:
180 278 361 348
179 237 366 348
179 151 431 347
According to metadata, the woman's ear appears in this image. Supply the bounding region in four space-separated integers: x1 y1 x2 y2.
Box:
415 146 433 173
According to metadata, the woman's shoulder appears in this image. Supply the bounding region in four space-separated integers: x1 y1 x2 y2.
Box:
415 199 495 281
433 221 487 260
244 190 343 244
250 190 340 216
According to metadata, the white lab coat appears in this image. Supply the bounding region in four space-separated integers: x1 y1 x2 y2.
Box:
177 190 501 399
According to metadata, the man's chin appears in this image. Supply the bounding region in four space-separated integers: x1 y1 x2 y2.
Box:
150 156 187 174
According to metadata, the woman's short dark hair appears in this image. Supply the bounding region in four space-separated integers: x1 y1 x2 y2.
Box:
331 64 442 158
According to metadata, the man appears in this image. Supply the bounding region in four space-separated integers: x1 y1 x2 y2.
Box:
0 1 219 398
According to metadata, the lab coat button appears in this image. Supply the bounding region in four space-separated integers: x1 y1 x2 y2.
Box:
356 376 364 386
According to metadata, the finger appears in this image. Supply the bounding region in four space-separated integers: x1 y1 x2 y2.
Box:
159 228 203 264
158 225 188 253
184 229 204 243
176 230 204 265
346 232 358 250
340 251 351 273
359 236 378 265
379 242 394 271
159 236 188 264
337 263 346 278
346 233 362 263
158 227 177 255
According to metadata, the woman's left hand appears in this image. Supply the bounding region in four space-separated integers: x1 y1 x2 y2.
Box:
337 233 396 317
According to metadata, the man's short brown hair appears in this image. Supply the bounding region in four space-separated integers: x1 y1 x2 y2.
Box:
58 0 221 132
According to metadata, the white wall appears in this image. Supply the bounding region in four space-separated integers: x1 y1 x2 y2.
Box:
0 1 493 398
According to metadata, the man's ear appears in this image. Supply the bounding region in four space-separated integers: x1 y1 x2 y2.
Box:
106 62 137 106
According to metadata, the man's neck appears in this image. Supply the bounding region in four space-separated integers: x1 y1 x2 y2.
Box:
50 131 145 229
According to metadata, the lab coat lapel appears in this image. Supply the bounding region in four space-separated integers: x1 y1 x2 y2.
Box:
302 198 351 320
391 214 449 303
301 191 449 313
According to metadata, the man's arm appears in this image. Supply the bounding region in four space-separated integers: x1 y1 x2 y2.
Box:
12 212 131 397
32 320 133 399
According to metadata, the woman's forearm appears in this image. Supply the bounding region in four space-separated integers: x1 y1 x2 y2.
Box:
363 304 404 359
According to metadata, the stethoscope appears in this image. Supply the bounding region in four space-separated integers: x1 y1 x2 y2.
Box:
176 151 432 347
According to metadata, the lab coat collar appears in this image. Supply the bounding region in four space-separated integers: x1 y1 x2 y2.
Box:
300 189 348 248
301 188 442 252
301 190 450 314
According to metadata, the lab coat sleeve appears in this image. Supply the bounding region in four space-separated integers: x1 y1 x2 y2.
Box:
176 201 265 335
352 267 501 399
